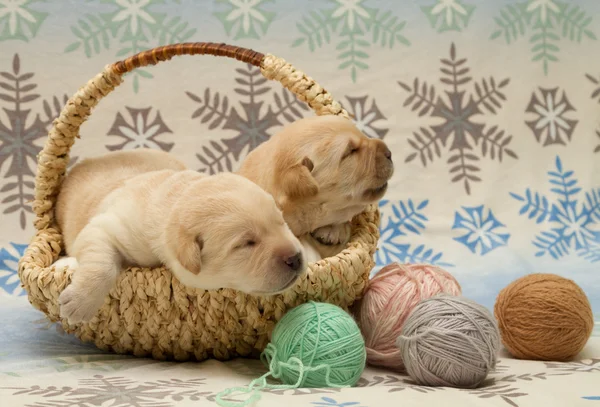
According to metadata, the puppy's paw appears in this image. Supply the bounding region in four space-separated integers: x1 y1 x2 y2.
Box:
52 257 79 271
58 283 104 324
311 222 352 246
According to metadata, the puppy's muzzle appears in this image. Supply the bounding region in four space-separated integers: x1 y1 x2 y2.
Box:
376 141 394 176
283 252 304 273
381 143 392 162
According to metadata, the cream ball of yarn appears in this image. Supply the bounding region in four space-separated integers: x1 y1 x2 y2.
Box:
396 294 500 388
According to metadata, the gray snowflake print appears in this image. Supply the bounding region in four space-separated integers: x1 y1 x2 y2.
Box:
346 95 388 139
545 358 600 373
186 63 308 174
265 387 342 396
493 372 555 383
357 374 438 394
585 72 600 153
466 383 527 406
0 54 68 229
2 375 216 406
459 372 568 407
186 63 389 174
107 106 174 152
399 42 518 195
525 87 577 146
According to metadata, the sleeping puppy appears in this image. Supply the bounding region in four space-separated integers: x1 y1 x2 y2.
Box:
238 115 394 260
54 149 306 324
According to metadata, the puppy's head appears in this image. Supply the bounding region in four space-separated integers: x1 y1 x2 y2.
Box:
164 173 306 295
239 115 394 235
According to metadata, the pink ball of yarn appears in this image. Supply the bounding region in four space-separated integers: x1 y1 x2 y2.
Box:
356 263 461 371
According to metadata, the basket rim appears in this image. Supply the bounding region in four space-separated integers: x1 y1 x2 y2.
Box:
31 42 349 231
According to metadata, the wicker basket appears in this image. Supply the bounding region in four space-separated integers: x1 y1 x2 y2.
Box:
17 43 380 361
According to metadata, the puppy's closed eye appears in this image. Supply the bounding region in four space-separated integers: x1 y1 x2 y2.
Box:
235 236 258 249
342 141 360 160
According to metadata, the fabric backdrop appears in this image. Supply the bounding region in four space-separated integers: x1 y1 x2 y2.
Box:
0 0 599 333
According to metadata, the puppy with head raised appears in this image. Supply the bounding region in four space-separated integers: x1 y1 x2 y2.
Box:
55 149 305 324
238 115 394 259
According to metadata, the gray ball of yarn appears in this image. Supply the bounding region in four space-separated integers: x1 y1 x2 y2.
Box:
396 294 500 388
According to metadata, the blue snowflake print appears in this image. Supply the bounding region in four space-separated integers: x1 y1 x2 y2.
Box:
0 242 28 296
452 206 510 255
510 156 600 262
311 397 366 407
376 199 452 268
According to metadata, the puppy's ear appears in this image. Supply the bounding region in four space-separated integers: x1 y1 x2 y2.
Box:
170 229 203 275
280 157 319 200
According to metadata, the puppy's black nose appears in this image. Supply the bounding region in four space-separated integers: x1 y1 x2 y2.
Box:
384 147 392 160
284 252 303 272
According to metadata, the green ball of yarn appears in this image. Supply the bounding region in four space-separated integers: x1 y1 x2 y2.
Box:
265 301 367 387
216 302 366 406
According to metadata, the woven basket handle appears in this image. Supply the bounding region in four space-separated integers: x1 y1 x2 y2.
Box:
32 42 348 230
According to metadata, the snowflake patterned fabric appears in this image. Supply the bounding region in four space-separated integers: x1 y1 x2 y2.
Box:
399 43 517 195
510 157 600 263
0 1 599 405
0 0 597 321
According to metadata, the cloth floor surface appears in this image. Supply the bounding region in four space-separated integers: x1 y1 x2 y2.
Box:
1 1 599 406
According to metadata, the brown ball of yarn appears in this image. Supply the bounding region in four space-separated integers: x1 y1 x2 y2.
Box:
494 273 593 361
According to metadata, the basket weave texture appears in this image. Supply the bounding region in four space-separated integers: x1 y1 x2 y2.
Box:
18 43 380 361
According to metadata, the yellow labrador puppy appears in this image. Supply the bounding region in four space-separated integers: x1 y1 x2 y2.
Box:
238 115 394 260
54 149 305 324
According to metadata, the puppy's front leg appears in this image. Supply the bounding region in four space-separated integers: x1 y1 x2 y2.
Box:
309 222 353 259
311 222 352 246
58 216 122 324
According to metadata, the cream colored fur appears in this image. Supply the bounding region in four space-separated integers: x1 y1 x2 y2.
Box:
54 149 305 324
238 115 394 260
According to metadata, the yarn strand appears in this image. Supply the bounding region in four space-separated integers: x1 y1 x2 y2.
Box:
215 344 352 407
